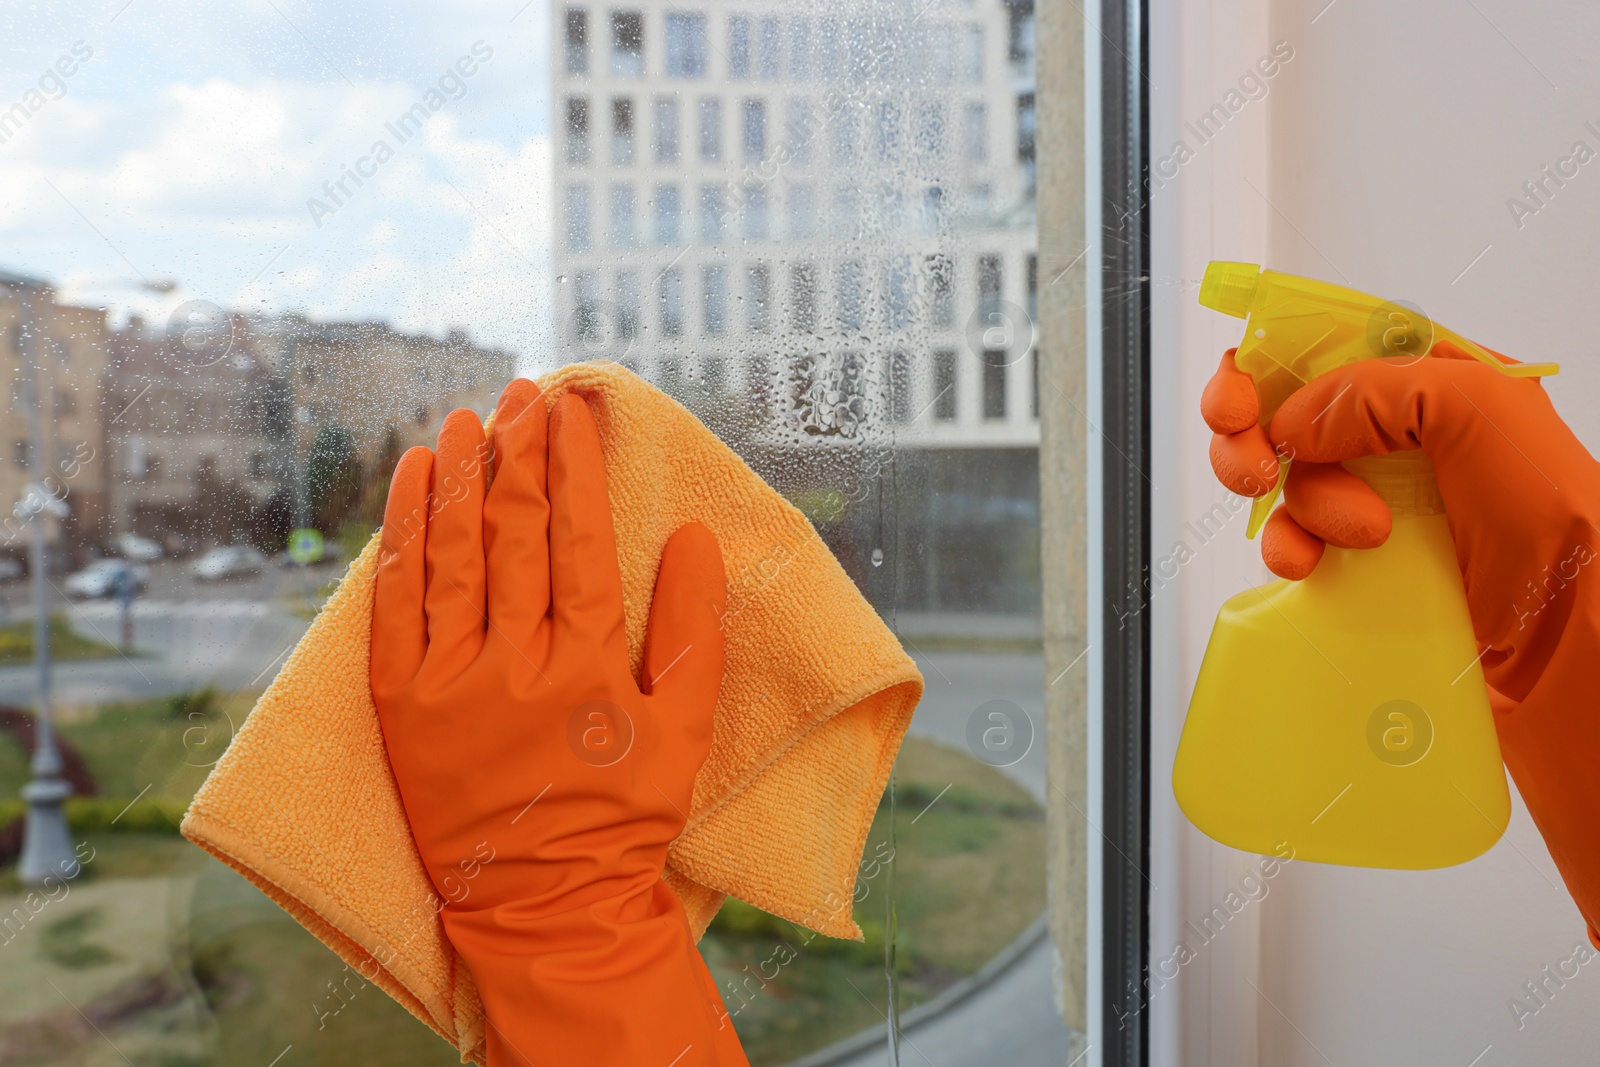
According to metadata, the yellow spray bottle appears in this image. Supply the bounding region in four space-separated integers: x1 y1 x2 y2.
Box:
1172 262 1559 869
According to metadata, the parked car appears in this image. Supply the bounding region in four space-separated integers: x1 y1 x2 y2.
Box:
112 533 163 562
191 545 267 581
63 559 150 599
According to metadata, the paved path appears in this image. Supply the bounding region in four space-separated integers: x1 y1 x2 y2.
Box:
810 651 1078 1067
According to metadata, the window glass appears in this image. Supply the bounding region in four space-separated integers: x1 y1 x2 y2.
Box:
610 96 635 163
653 96 680 162
0 0 1050 1062
566 96 591 164
612 10 645 77
697 96 722 161
565 8 590 75
728 15 752 80
757 18 782 81
655 183 682 245
665 13 708 78
741 98 766 163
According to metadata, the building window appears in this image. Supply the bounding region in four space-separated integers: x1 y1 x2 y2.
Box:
1027 252 1038 323
698 97 722 161
741 99 766 163
1018 91 1037 191
785 98 814 164
1031 348 1040 419
983 357 1006 419
655 183 681 245
659 266 685 336
248 451 268 480
933 348 958 420
837 260 865 331
1007 0 1036 66
791 262 817 333
978 254 1003 319
927 254 954 327
886 256 913 330
832 184 859 237
757 18 781 79
922 184 944 232
875 100 902 161
788 182 817 238
916 101 946 160
612 11 644 76
616 269 641 339
728 15 751 79
566 184 591 250
13 439 28 469
654 96 679 162
565 97 590 164
963 101 986 163
829 98 856 162
574 270 600 343
889 349 912 422
699 183 725 242
611 97 635 163
665 13 708 77
747 264 771 331
702 357 725 392
610 184 637 246
816 18 841 81
962 23 984 83
789 18 811 81
564 9 589 75
744 184 769 240
703 265 728 334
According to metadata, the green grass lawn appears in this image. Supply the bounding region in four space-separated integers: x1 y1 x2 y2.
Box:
0 698 1045 1067
701 735 1046 1066
0 615 124 666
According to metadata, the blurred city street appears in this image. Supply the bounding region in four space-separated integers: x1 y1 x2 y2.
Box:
0 558 337 706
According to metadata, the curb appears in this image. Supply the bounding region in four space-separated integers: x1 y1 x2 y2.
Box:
777 912 1051 1067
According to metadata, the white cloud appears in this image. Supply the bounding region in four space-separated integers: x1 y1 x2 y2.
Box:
1 4 555 361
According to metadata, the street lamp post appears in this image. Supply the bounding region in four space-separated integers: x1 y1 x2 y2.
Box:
13 283 76 886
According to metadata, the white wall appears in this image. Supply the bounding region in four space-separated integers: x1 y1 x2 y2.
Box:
1150 2 1600 1064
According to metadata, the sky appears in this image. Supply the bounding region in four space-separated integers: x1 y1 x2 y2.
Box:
0 0 556 368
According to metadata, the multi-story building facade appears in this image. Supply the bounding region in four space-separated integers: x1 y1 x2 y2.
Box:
0 271 114 560
551 0 1040 612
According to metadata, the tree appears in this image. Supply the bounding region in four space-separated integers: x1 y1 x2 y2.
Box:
305 426 362 536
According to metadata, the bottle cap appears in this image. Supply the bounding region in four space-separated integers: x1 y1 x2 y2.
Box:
1199 261 1261 319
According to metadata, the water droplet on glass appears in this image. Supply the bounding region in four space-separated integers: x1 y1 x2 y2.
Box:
870 547 884 567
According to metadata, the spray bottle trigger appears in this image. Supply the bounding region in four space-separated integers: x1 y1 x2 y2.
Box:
1245 463 1287 540
1436 329 1560 379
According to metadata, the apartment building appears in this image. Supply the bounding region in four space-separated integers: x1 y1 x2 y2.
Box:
551 0 1040 611
0 271 113 558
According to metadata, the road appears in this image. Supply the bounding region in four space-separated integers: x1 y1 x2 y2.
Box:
0 557 333 706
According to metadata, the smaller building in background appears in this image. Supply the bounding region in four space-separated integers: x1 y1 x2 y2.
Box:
0 270 114 564
2 270 518 561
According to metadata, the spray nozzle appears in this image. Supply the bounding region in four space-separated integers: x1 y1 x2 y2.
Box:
1198 261 1560 540
1198 261 1261 319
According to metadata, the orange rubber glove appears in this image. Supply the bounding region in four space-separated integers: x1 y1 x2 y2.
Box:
1202 344 1600 941
371 379 748 1066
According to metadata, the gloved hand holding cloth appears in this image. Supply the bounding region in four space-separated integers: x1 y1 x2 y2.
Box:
372 379 747 1065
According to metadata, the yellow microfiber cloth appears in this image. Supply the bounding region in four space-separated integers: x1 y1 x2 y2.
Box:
180 360 924 1063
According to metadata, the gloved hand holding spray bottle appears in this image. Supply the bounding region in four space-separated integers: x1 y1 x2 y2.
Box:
1175 262 1561 869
